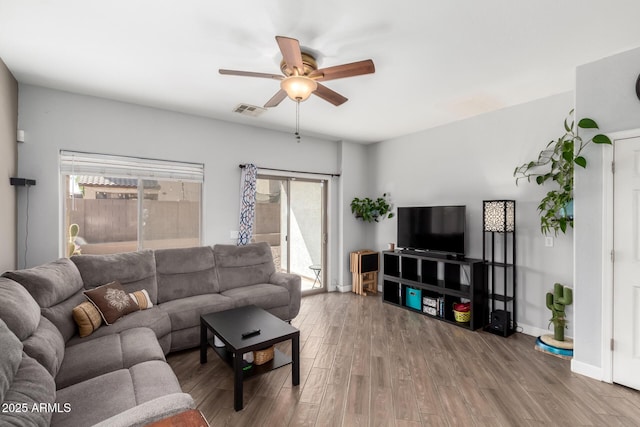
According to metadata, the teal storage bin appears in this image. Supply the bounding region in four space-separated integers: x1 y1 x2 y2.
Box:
405 287 422 310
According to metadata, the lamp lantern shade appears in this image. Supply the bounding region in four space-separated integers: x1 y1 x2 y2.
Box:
280 75 318 102
483 200 515 232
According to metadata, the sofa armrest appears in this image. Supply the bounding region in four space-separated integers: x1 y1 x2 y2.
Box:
269 271 301 319
91 393 195 427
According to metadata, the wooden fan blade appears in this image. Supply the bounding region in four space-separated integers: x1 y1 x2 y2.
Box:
219 69 283 80
276 36 304 74
313 83 348 106
264 89 288 108
309 59 375 82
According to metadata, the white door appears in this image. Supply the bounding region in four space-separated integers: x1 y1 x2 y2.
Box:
613 136 640 390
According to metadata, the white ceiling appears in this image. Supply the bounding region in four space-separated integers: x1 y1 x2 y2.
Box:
2 1 640 144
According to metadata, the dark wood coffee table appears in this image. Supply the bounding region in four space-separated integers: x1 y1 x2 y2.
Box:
200 305 300 411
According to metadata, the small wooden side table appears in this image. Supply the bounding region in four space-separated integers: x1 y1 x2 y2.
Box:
350 250 379 295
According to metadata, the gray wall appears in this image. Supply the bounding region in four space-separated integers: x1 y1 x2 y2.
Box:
0 58 17 272
574 46 640 376
338 140 376 291
369 92 576 336
16 85 346 288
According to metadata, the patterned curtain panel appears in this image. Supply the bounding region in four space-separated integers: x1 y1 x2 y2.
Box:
237 164 258 245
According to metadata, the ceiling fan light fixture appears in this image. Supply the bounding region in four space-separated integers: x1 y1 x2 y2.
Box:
280 75 317 102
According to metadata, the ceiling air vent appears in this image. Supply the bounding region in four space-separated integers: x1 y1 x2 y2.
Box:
233 104 266 117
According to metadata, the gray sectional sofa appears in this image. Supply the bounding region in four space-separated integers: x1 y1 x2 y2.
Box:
0 242 301 426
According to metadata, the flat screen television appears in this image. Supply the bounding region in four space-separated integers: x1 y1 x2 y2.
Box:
397 206 466 256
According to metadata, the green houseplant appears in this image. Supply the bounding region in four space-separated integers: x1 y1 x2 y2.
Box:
351 193 394 223
513 110 611 235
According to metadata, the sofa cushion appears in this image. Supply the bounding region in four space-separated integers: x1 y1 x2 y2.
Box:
214 242 276 292
72 301 103 337
65 307 171 353
155 246 219 303
0 277 41 341
167 327 202 353
42 291 87 342
221 283 290 310
56 327 165 390
0 352 56 427
84 281 139 325
72 250 159 304
3 258 84 308
0 319 23 404
21 317 65 378
2 258 85 343
158 293 235 331
52 360 182 427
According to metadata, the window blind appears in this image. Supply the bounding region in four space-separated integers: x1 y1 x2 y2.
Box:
60 151 204 182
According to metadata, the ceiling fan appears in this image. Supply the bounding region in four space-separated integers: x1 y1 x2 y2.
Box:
219 36 375 108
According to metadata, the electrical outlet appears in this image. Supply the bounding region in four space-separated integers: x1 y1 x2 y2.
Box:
545 236 554 247
230 230 239 239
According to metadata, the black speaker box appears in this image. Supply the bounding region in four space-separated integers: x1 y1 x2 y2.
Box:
488 310 511 335
10 177 36 186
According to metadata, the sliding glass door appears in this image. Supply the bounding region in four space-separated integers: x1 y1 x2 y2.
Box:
254 176 326 294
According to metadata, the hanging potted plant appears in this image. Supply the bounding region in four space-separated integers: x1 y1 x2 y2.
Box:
351 193 394 223
513 110 611 235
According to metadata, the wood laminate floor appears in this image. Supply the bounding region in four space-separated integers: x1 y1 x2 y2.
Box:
167 292 640 426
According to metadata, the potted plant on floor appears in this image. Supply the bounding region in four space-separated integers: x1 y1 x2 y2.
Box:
513 110 611 235
350 193 394 223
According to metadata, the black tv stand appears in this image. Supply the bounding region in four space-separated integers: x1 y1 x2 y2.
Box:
382 250 487 330
399 248 420 255
398 249 464 261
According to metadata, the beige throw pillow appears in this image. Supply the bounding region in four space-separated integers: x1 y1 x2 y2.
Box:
84 281 138 325
129 289 153 310
72 301 103 337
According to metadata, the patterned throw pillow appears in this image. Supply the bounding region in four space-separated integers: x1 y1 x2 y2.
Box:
83 281 138 325
72 301 103 337
129 289 153 310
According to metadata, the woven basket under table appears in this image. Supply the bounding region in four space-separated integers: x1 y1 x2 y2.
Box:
253 346 275 365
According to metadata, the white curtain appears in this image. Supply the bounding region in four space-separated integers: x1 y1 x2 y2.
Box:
237 164 258 245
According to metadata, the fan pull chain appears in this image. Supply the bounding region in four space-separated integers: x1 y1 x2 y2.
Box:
295 99 301 142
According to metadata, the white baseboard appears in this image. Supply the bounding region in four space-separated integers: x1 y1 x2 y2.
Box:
517 323 549 338
336 285 383 294
571 359 604 381
336 284 352 293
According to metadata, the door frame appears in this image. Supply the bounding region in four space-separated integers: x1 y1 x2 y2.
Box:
602 128 640 383
256 169 332 294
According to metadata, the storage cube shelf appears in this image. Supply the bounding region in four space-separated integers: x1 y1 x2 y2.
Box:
382 251 487 330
